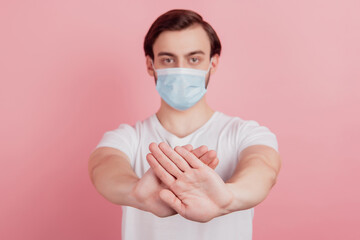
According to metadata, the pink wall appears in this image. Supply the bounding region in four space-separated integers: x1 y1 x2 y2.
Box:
1 0 359 239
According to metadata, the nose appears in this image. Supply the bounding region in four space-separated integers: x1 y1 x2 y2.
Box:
176 59 186 68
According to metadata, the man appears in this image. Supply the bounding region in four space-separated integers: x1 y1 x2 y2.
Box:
88 9 281 240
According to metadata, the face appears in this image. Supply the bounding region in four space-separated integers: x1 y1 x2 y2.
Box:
146 24 219 84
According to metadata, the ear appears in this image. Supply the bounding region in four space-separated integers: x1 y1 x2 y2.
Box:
209 54 220 75
146 56 155 77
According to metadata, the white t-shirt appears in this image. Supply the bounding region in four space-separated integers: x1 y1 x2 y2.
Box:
95 111 278 240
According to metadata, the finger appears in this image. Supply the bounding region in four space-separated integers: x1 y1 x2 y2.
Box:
208 157 219 169
199 150 217 166
182 144 193 151
159 189 184 215
174 146 204 169
191 145 208 159
158 142 190 172
146 153 175 187
149 142 183 178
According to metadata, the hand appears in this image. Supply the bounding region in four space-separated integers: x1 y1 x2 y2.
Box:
131 143 220 217
181 144 219 170
147 142 234 222
131 166 175 217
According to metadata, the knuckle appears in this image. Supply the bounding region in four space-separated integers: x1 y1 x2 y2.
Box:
183 150 194 159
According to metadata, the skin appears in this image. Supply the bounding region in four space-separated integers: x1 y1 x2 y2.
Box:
144 24 281 222
89 144 219 218
147 143 233 222
133 144 219 217
146 24 220 139
88 23 281 222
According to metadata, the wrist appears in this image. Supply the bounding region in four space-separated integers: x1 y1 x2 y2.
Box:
222 183 242 213
223 182 254 213
225 182 268 212
128 178 150 210
212 183 238 218
130 180 177 218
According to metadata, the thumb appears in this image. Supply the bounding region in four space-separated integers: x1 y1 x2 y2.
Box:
159 189 183 215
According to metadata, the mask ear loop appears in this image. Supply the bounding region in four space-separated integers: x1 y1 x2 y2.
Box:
150 59 156 70
150 59 158 85
206 58 214 73
204 58 214 90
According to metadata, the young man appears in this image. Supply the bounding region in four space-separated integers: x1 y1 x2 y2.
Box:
88 9 281 240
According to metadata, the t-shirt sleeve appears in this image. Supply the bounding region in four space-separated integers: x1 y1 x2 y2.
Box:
236 120 279 156
94 123 138 162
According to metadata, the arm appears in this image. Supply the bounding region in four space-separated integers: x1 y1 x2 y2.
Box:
225 145 281 212
88 147 139 206
147 143 281 222
88 145 219 217
89 146 178 217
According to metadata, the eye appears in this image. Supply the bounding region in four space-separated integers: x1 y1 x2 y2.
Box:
161 58 175 64
189 57 200 64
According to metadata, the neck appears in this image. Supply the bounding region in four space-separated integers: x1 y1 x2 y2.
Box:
156 96 215 138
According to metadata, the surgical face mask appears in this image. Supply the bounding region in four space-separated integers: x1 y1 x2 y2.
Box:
151 59 213 111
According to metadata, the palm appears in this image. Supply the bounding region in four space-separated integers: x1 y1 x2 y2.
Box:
162 165 233 222
133 144 218 218
146 143 232 222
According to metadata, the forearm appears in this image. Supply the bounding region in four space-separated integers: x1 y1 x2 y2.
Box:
225 157 278 212
90 155 140 207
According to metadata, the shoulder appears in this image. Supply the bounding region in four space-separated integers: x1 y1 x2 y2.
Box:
93 114 156 160
110 114 155 133
96 114 156 146
215 111 278 152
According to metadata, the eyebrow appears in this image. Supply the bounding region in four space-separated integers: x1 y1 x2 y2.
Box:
186 50 205 56
157 50 206 57
158 52 176 57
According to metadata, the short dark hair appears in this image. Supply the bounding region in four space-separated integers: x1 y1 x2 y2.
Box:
144 9 221 60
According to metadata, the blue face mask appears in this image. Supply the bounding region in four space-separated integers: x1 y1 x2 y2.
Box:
152 59 213 111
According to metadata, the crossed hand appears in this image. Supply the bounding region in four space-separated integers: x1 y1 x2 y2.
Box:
132 142 234 223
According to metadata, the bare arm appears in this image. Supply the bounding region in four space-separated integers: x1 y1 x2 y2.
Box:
225 145 281 212
88 145 219 217
88 147 139 206
146 143 281 222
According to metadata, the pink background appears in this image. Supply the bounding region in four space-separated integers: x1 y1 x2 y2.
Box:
1 0 359 239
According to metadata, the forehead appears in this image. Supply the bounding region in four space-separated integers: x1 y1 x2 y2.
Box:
153 24 211 57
